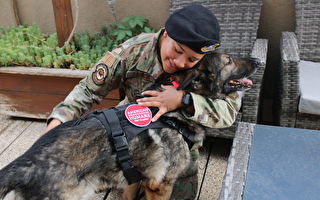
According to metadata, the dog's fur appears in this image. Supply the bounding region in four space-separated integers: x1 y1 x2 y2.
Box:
0 53 259 200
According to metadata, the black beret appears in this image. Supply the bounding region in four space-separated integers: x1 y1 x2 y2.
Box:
165 4 221 54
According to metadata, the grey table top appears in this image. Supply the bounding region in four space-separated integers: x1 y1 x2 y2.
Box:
243 124 320 200
220 122 320 200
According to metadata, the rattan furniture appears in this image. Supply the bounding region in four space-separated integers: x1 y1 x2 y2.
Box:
219 122 320 199
170 0 268 138
277 0 320 130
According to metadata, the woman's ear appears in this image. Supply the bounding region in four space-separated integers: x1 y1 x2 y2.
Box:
163 30 168 38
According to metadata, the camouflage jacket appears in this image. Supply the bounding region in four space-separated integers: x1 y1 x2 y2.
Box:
48 29 241 129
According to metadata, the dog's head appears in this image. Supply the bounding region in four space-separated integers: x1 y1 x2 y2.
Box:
174 52 260 98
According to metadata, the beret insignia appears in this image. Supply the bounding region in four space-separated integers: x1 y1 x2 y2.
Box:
92 63 109 86
201 43 221 53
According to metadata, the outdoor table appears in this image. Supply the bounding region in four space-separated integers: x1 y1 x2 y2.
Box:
219 122 320 200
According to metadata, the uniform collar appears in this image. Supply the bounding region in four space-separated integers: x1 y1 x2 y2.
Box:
136 29 164 78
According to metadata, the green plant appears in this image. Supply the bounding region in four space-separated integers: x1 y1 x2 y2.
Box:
107 16 154 45
0 16 155 70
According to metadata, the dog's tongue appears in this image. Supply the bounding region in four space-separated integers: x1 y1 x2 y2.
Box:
239 78 253 85
230 78 253 85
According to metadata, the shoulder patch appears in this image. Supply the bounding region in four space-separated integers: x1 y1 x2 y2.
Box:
92 63 109 85
113 48 123 55
102 51 117 67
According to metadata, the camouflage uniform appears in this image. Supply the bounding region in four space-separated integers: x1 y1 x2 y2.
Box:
48 29 241 199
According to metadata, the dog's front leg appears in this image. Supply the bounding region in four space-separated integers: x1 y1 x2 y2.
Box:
122 183 141 200
143 179 173 200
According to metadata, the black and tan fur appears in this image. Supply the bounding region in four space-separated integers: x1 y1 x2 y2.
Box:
0 53 259 200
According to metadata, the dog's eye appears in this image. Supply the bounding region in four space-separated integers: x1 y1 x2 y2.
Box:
226 57 232 65
224 56 232 65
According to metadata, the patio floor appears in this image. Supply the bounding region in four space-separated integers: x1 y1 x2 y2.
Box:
0 115 232 200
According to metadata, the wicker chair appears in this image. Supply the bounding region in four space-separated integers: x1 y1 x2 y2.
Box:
277 0 320 130
169 0 268 138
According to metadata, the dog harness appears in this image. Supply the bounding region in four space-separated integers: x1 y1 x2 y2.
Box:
83 71 199 184
87 104 196 185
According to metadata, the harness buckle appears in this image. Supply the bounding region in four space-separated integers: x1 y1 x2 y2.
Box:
113 133 129 152
112 129 124 137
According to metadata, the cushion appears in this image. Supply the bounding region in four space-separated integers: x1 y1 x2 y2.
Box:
298 60 320 115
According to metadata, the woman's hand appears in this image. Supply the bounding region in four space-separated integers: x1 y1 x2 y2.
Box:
136 85 184 122
42 118 62 135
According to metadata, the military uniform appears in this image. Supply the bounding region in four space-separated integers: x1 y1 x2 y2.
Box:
49 29 241 128
48 5 241 199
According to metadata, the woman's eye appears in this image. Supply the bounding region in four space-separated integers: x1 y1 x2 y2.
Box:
175 48 183 54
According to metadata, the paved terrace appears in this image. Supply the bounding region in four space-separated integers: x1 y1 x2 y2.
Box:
0 115 231 199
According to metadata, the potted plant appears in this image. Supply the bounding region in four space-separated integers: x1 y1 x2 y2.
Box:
0 16 155 119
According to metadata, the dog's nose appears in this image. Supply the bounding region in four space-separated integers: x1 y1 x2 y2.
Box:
248 57 261 66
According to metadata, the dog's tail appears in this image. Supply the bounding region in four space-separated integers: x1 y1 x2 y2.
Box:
0 161 28 199
0 165 15 199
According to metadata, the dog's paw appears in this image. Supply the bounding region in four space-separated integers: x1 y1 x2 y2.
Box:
143 180 173 200
122 183 140 200
145 179 161 193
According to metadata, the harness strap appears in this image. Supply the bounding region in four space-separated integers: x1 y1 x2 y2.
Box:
161 117 196 149
102 109 143 185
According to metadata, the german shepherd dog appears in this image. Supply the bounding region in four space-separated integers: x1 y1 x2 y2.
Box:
0 53 260 200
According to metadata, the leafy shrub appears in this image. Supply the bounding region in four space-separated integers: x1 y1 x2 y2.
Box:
0 16 155 70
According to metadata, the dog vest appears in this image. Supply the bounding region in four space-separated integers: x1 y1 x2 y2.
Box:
87 104 196 185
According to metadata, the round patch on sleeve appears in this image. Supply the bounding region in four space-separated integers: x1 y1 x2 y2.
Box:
125 104 152 127
92 63 109 86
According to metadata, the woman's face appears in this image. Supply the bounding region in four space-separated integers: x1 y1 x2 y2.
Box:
160 30 204 74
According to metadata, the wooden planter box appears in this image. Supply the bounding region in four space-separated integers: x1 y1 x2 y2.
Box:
0 67 120 119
